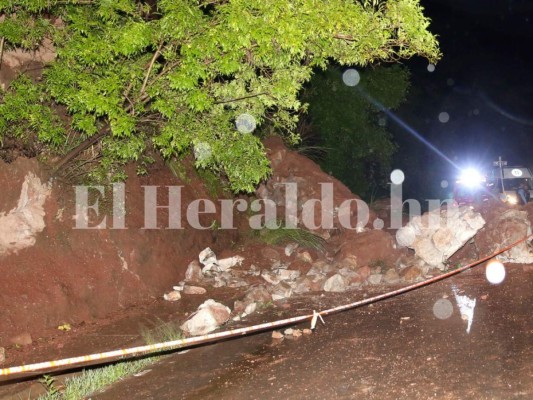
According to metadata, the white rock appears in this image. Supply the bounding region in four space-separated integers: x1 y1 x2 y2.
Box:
217 255 245 271
180 299 231 336
292 276 312 294
297 251 313 263
270 282 293 300
396 206 485 269
185 260 203 282
323 274 347 292
182 286 207 295
163 290 181 301
285 243 299 256
261 270 281 285
274 268 301 281
272 331 284 339
244 302 257 315
199 247 217 266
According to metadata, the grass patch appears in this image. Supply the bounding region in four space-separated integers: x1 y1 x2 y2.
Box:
37 321 184 400
140 319 184 347
256 223 326 252
38 357 156 400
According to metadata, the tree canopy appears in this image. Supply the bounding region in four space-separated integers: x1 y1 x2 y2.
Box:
0 0 440 192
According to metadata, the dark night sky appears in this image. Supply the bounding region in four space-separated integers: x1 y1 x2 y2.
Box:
390 0 533 199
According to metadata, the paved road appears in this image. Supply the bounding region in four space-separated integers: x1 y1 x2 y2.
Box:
95 266 532 400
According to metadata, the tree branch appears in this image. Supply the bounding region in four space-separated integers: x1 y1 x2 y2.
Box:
214 92 269 104
0 37 5 70
140 42 164 97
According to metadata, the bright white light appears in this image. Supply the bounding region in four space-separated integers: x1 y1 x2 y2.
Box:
390 169 405 185
438 112 450 123
507 194 519 205
458 168 483 188
427 63 436 72
342 69 360 86
486 261 506 284
235 113 257 133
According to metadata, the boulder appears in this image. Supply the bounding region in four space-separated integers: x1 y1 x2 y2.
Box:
323 274 347 292
335 230 402 268
180 299 231 336
475 208 533 263
184 260 203 282
396 206 485 269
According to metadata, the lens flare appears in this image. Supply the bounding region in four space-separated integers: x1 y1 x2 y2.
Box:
235 113 257 133
342 69 360 86
390 169 405 185
486 260 506 284
433 298 453 320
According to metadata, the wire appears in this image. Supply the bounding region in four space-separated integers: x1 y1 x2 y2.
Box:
1 233 531 379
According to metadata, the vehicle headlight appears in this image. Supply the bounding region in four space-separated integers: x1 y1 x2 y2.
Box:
507 194 518 205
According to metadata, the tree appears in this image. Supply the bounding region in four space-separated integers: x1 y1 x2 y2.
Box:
0 0 440 192
303 65 410 198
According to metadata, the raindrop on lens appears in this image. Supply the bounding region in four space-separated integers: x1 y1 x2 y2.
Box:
485 261 506 284
194 142 212 163
342 69 360 87
235 113 257 134
433 298 453 320
390 169 405 185
427 63 436 72
446 78 455 86
373 218 384 230
441 180 449 188
473 109 480 116
438 112 450 123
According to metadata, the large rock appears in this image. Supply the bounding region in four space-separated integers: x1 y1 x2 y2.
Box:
335 229 403 268
396 206 485 269
0 173 51 256
475 208 533 263
180 299 231 336
323 274 347 292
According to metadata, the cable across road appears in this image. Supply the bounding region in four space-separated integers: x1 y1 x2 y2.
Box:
1 233 531 378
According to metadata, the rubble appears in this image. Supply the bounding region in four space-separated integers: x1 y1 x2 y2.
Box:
184 261 203 282
323 274 347 292
270 282 293 301
182 286 207 295
475 209 533 264
180 299 231 336
163 290 181 301
396 206 485 269
199 247 244 274
272 331 284 339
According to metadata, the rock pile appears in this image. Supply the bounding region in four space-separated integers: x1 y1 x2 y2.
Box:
396 206 485 269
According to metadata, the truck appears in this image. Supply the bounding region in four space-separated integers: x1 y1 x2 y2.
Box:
487 166 533 205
